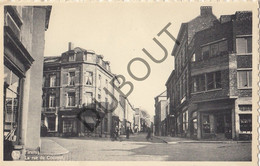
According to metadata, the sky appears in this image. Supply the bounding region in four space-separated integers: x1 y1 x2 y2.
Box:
44 2 255 118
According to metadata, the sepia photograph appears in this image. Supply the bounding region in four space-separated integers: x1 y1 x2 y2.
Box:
1 1 258 165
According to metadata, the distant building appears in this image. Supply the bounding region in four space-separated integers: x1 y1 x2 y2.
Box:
154 91 167 136
4 6 51 160
166 7 252 140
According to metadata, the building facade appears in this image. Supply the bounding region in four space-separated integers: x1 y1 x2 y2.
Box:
189 11 252 140
166 7 252 140
42 43 135 138
3 6 51 160
154 91 167 136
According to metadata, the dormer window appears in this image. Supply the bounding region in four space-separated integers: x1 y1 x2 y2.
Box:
69 54 75 61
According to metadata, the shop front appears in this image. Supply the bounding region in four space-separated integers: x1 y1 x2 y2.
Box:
191 100 234 140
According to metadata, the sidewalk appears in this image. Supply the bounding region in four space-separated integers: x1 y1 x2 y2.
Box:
153 135 252 144
38 137 70 160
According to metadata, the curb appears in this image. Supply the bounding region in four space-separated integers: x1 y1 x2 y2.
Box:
154 136 252 144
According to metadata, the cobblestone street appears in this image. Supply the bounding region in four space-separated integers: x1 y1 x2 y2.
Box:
47 133 251 161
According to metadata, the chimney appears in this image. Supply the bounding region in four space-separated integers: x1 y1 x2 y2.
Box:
68 42 74 51
200 6 212 16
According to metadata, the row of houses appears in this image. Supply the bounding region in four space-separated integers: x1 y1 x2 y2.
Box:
154 6 252 140
41 42 151 137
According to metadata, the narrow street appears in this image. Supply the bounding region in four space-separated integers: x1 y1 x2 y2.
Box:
47 133 251 161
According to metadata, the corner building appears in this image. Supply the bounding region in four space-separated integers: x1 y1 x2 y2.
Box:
189 11 252 140
42 43 120 137
166 7 252 140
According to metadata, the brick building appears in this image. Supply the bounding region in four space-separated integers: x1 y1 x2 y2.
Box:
166 6 218 138
4 6 51 160
166 7 252 140
42 43 134 137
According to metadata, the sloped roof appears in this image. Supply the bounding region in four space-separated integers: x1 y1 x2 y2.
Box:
44 56 61 63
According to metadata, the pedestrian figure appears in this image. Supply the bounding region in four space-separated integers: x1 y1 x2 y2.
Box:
126 127 130 139
112 126 119 141
146 127 152 141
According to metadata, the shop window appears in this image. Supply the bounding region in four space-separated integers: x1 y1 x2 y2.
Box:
63 121 73 133
239 114 252 132
239 105 252 111
67 92 75 107
238 70 252 88
49 95 56 108
202 115 210 133
48 117 56 131
236 36 252 54
68 72 75 86
50 75 56 87
85 71 93 85
4 66 20 141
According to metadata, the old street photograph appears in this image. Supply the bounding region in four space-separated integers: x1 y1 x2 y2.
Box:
2 3 257 162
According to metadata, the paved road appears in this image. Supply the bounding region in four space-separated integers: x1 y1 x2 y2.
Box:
49 133 251 161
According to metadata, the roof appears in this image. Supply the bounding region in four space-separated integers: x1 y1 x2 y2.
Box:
154 90 167 99
44 56 61 63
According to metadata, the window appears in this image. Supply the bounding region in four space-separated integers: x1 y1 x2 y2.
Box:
4 65 20 142
69 54 75 61
67 92 75 107
42 76 46 87
215 71 222 88
50 75 56 87
207 73 214 90
85 92 92 106
183 112 188 132
49 95 56 108
106 79 108 89
48 117 56 131
238 70 252 88
63 121 73 133
202 46 210 60
68 72 75 86
191 53 196 62
98 74 101 89
85 72 93 85
210 43 219 57
192 71 221 92
236 37 252 54
239 114 252 132
202 40 228 60
200 75 205 91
